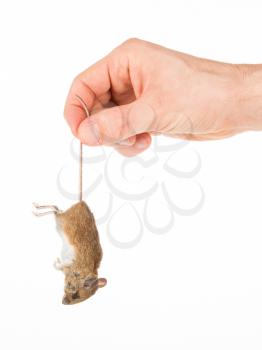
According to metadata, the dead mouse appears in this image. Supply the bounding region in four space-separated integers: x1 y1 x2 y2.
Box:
33 201 106 305
33 95 106 305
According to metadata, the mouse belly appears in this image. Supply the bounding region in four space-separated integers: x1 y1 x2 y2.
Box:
56 224 75 266
60 232 75 265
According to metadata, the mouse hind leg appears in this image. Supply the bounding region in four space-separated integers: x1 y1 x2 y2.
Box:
32 202 61 216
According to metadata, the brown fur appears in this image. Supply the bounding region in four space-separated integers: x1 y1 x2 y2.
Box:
33 200 106 305
56 201 102 275
55 201 107 305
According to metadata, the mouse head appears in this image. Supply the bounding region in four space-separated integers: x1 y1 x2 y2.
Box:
62 273 107 305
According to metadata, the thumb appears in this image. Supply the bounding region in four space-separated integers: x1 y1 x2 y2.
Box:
77 100 156 146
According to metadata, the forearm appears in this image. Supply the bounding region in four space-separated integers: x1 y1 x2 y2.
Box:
235 64 262 131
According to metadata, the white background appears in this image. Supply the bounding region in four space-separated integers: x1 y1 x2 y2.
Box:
0 0 262 349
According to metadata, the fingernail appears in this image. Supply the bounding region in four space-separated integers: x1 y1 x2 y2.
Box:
136 139 148 149
79 119 101 145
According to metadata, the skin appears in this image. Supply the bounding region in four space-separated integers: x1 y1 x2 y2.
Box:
64 38 262 157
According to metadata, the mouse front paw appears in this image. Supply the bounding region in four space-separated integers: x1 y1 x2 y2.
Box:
53 257 63 271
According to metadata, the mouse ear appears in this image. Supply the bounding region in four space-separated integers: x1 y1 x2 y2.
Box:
83 276 97 289
97 278 107 288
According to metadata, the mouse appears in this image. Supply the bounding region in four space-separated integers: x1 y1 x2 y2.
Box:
33 200 107 305
33 94 106 305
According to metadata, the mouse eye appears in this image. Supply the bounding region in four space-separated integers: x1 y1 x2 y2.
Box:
66 282 77 292
71 291 79 300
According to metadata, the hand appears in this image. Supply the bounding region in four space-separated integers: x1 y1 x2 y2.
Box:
64 38 262 156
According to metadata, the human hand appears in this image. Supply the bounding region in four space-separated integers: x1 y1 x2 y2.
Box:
64 38 262 156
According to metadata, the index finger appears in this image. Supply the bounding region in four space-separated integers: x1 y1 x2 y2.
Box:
64 57 111 136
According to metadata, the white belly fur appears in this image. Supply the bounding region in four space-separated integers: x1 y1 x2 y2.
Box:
56 223 75 266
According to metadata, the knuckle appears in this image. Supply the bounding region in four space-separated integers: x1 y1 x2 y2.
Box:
72 74 81 87
121 37 141 48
